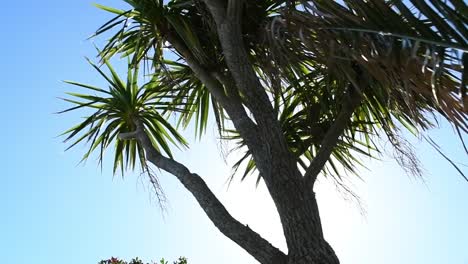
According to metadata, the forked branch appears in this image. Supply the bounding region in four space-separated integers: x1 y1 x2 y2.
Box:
304 88 362 188
202 0 277 127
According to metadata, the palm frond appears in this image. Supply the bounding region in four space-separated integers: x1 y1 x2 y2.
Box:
60 57 187 176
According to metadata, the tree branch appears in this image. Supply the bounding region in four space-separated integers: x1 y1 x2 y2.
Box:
165 31 261 149
201 0 302 185
122 120 287 264
201 0 277 127
169 4 326 255
304 89 361 189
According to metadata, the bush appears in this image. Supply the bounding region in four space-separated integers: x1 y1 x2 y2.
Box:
99 257 187 264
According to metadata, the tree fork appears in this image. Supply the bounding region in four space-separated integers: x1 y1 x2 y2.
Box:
200 1 341 262
120 121 288 264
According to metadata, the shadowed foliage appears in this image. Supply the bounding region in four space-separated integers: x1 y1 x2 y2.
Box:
99 256 187 264
64 0 466 184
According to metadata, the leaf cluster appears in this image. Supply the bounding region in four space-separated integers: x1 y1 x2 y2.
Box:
61 0 467 188
99 256 187 264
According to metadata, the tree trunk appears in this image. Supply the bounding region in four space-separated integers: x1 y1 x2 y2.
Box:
266 169 340 264
282 193 339 264
168 2 342 262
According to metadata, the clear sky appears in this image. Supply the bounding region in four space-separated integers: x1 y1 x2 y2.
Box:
1 1 467 264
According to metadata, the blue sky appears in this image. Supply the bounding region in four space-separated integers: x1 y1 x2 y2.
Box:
1 1 467 263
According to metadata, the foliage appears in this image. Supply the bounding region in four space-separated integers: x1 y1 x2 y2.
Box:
60 1 467 263
59 55 188 201
99 256 188 264
61 0 467 187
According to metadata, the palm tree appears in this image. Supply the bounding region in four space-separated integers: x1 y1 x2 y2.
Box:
60 1 467 263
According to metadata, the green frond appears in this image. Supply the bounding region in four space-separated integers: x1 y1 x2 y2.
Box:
60 56 187 176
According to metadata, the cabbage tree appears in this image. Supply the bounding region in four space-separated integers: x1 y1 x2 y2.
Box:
61 1 467 263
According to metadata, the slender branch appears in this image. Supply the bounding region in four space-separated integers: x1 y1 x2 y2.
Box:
165 31 261 148
121 121 287 264
304 89 361 189
202 0 277 127
202 0 301 185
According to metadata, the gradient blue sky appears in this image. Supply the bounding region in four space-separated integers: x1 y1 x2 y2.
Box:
1 1 467 263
